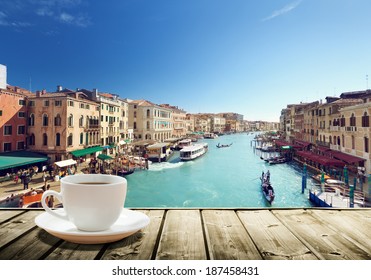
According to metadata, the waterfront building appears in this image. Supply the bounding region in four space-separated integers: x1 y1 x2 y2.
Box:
160 104 187 138
92 92 121 155
128 100 173 142
210 116 226 133
118 98 132 145
193 114 211 132
0 86 31 153
185 114 195 133
27 87 100 162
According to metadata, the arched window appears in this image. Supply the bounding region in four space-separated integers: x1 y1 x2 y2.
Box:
342 135 345 147
29 133 35 145
362 112 370 127
329 135 332 144
54 114 61 126
337 136 341 146
340 115 346 127
56 133 61 146
28 114 35 126
67 133 73 146
134 122 137 129
80 133 84 144
42 114 48 126
79 115 84 127
68 114 74 127
43 133 48 146
350 113 356 127
147 109 150 118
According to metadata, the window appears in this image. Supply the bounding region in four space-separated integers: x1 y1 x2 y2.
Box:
79 115 84 127
80 103 85 109
19 99 26 106
55 100 62 106
0 110 2 116
3 143 11 152
55 114 62 126
362 112 370 127
147 109 150 118
365 137 369 153
340 115 346 127
56 133 61 146
43 133 48 146
68 114 73 127
68 101 74 107
29 134 35 146
134 122 137 129
350 113 356 126
17 141 25 150
28 114 35 126
147 121 150 130
42 114 48 126
80 133 84 144
342 135 345 147
352 135 355 149
28 100 35 106
86 104 90 109
4 125 12 135
68 134 73 146
43 100 49 107
17 125 25 135
134 111 137 118
18 112 25 118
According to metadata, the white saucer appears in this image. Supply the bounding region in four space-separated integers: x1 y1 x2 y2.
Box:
35 209 150 244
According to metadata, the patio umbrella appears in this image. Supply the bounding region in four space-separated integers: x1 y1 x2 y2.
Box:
343 165 349 186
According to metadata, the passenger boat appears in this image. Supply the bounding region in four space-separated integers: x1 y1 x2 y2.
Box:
203 132 218 139
177 139 192 150
260 171 275 204
180 143 208 161
268 157 287 165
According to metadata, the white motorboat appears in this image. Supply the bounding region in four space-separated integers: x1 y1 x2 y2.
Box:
179 143 208 161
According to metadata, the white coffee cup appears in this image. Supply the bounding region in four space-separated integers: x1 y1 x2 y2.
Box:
41 174 127 231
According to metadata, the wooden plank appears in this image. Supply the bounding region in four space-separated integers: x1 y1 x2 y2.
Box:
0 227 61 260
273 209 371 260
202 210 262 260
102 210 165 260
156 210 206 260
45 242 104 260
0 210 24 223
308 209 371 255
238 210 317 260
0 211 40 249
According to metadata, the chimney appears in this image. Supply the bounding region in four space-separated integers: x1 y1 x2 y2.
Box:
36 90 41 97
57 85 62 92
42 89 47 95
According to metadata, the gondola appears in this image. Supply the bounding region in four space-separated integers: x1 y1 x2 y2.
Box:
260 171 275 204
116 169 135 177
216 143 233 148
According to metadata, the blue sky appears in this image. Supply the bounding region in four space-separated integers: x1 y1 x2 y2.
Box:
1 0 371 122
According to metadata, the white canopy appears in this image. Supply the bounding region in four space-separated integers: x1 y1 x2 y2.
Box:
55 159 77 168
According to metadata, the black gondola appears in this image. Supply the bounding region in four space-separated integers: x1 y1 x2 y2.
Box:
216 143 233 148
260 171 275 204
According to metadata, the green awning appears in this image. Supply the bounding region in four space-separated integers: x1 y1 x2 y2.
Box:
97 154 113 160
281 145 292 150
71 146 103 157
0 151 49 170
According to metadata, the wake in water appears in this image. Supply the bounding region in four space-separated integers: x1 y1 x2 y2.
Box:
148 161 184 171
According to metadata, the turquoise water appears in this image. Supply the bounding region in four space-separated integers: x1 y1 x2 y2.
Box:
125 133 317 208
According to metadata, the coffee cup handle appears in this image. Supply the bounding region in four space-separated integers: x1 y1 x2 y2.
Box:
41 190 68 221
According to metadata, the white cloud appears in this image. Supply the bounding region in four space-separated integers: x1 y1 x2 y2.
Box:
59 12 91 27
0 10 31 27
262 0 302 21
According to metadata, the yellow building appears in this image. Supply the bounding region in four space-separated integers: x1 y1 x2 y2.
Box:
27 88 100 162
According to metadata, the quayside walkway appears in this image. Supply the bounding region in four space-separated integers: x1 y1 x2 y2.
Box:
0 208 370 260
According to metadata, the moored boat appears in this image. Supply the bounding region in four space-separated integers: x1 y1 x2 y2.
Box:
180 143 208 161
260 171 275 204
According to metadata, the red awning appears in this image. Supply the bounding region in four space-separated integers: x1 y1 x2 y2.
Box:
274 140 291 147
295 151 345 167
329 151 365 164
294 140 312 147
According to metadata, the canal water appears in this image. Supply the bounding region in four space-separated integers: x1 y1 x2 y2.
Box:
125 133 318 208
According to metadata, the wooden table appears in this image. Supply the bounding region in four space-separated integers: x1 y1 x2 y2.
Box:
0 208 370 260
